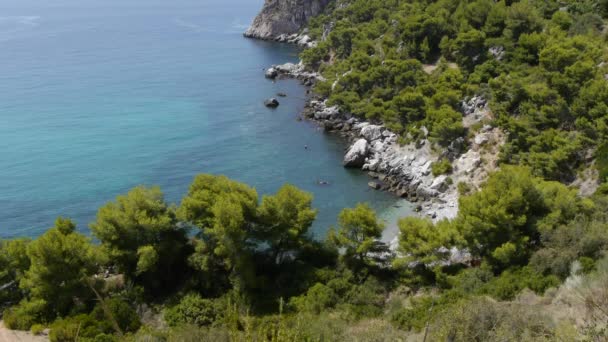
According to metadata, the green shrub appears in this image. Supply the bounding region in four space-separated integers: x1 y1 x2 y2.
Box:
90 298 141 334
291 283 337 314
457 181 472 195
164 293 221 327
3 299 46 330
428 297 555 341
432 159 453 176
49 298 139 342
30 324 45 335
480 267 560 300
596 143 608 183
50 314 98 342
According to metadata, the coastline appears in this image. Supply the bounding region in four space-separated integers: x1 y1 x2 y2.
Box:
264 61 450 248
263 60 503 249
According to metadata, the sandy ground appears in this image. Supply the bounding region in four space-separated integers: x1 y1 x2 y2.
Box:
0 322 47 342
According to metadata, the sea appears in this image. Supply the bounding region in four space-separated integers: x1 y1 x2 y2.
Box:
0 0 412 239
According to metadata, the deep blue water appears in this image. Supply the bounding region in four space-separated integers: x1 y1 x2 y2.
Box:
0 0 411 239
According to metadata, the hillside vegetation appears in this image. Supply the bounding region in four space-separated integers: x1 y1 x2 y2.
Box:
3 1 608 341
303 0 608 183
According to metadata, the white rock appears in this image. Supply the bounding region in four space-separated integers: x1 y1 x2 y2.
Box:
360 125 384 141
343 139 369 168
430 175 449 193
474 134 489 146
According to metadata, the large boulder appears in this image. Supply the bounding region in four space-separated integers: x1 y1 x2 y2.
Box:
360 125 384 141
344 139 369 168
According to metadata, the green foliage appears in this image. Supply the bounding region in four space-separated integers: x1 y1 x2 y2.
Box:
20 218 97 319
328 204 387 273
302 0 608 181
0 238 30 304
456 166 547 269
91 186 190 294
396 218 457 266
30 324 45 335
479 267 560 300
164 293 222 327
597 143 608 183
49 298 139 342
3 299 47 330
431 158 453 176
257 185 317 265
428 296 556 341
291 283 337 314
179 174 258 291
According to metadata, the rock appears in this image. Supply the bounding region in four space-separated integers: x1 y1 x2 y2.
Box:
265 67 278 79
489 46 505 61
313 105 339 120
244 0 331 40
360 125 384 141
461 96 487 116
343 139 369 168
277 92 287 97
474 134 489 146
368 181 382 190
421 126 429 138
264 98 280 108
363 158 380 171
481 124 493 133
430 175 449 193
275 62 299 74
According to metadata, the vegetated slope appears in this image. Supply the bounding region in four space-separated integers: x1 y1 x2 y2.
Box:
302 0 608 185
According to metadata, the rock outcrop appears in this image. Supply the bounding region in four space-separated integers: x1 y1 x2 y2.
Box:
245 0 330 40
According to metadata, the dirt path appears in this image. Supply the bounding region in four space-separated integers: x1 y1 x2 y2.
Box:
0 322 47 342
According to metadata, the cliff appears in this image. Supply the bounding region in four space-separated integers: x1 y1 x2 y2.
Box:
244 0 330 40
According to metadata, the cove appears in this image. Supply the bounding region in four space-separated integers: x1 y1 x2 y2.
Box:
0 0 412 239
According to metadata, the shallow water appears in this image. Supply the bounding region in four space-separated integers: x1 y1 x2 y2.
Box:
0 0 413 238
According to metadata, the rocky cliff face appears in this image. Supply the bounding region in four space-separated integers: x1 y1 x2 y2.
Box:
245 0 330 40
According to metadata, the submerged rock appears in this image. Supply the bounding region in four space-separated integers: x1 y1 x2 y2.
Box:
344 139 369 168
264 98 280 108
368 181 382 190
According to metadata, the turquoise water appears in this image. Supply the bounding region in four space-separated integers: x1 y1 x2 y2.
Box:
0 0 411 239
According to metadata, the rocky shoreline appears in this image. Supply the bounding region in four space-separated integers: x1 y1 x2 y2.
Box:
265 63 501 228
262 43 505 251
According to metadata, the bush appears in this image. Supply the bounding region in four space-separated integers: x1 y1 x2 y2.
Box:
49 298 139 342
30 324 45 335
291 283 337 314
427 297 555 341
3 299 46 330
90 298 141 334
480 267 560 300
164 293 221 327
50 314 98 342
431 159 453 176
